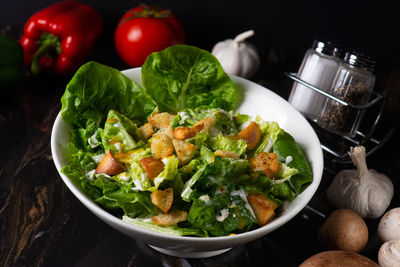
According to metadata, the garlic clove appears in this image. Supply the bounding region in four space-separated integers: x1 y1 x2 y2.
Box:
378 239 400 267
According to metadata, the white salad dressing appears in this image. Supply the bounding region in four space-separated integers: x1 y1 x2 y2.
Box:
216 209 229 222
88 129 100 148
91 154 104 164
264 136 274 152
114 142 121 152
179 111 191 124
85 169 96 181
199 195 211 205
285 156 293 164
230 188 256 219
218 109 233 120
118 172 130 181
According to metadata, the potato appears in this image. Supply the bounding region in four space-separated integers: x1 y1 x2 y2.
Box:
299 251 379 267
318 209 368 253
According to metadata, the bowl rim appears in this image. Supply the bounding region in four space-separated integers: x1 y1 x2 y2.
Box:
51 67 323 243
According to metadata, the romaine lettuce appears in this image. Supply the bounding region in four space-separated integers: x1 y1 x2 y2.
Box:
141 45 237 113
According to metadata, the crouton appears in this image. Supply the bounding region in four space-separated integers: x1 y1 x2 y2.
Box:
159 125 174 139
152 209 188 226
151 132 174 159
139 157 165 181
139 123 154 140
249 152 279 178
247 193 278 225
148 112 175 129
195 117 216 133
150 188 173 213
214 150 240 159
95 151 126 175
172 139 198 165
237 122 261 150
173 122 204 140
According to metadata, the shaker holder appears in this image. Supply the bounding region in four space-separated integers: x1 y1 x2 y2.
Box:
285 72 395 164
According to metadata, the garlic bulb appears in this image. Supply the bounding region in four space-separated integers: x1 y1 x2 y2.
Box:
326 146 394 219
211 30 260 78
378 240 400 267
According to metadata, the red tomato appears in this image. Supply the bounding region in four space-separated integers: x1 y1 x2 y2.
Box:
114 5 185 67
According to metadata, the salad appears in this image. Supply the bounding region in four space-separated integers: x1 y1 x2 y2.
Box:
60 45 312 237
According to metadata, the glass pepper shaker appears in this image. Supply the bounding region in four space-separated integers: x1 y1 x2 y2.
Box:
288 40 343 121
318 52 376 137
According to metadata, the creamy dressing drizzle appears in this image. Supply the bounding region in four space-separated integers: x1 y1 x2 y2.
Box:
285 156 293 165
216 209 229 222
88 130 100 148
264 136 274 152
230 188 256 219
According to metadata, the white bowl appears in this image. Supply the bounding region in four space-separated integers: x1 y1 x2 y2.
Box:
51 67 323 258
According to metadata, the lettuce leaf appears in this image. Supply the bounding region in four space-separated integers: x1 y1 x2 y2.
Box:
273 131 313 193
141 45 237 113
209 134 247 156
101 109 142 153
188 191 257 236
61 61 156 129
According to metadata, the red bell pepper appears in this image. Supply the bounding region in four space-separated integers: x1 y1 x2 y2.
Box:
20 0 103 75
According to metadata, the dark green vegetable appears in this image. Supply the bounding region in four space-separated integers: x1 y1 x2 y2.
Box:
0 34 23 97
61 61 157 129
141 45 237 113
273 131 313 193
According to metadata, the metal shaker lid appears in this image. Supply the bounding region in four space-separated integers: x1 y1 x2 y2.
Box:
312 40 343 58
344 51 375 72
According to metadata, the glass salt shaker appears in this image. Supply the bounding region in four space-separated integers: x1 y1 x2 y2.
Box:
318 52 376 137
288 40 343 121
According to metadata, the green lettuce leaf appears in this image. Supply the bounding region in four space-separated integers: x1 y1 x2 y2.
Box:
101 109 142 153
122 216 208 237
61 61 156 129
273 131 313 193
209 134 247 156
188 191 257 236
141 45 237 113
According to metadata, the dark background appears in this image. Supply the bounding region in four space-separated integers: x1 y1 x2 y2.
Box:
2 0 399 68
1 1 399 266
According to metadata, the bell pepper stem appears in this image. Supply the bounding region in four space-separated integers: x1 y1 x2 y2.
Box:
31 37 58 75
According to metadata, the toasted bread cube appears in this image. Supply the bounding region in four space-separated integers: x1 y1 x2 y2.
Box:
173 127 196 140
148 112 175 129
139 123 154 140
238 122 261 150
247 193 278 225
95 151 126 175
151 132 174 159
150 188 173 213
249 152 279 178
159 125 174 139
172 139 198 165
173 122 204 140
152 209 188 226
195 117 216 133
214 150 240 160
139 157 165 181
